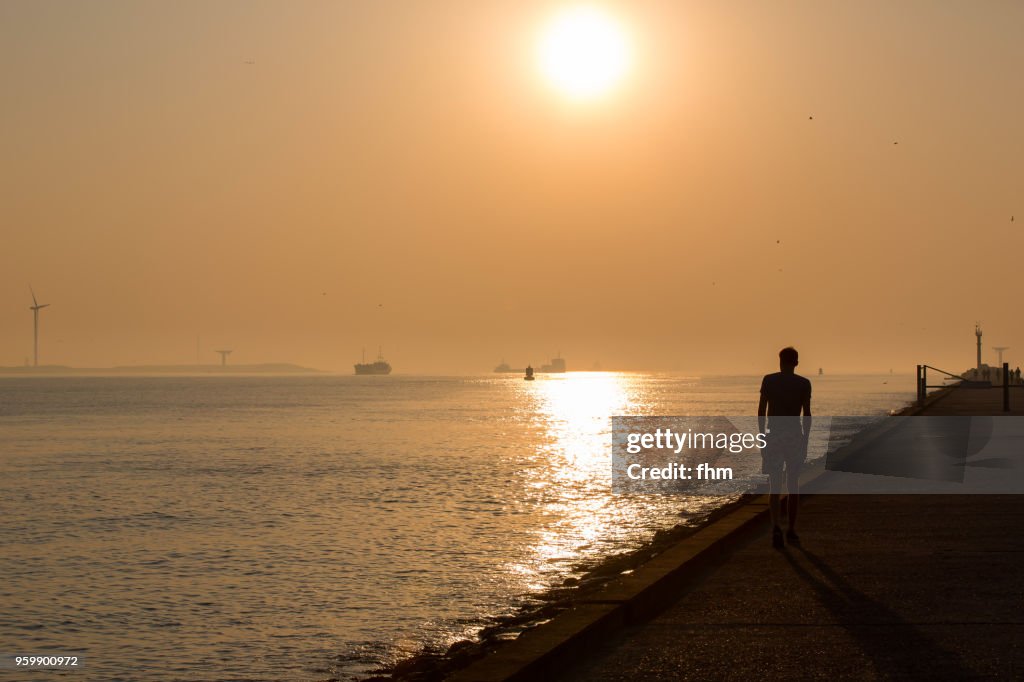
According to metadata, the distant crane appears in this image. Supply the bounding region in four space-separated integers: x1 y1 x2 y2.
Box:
215 350 232 367
992 346 1010 367
29 286 50 367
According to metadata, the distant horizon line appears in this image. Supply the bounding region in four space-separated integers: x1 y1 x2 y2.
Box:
0 363 920 378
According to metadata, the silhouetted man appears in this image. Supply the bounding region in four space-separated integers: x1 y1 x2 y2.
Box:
758 346 812 549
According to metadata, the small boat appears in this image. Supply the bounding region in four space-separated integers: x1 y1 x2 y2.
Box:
524 365 535 381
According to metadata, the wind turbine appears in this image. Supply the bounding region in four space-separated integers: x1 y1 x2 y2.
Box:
29 286 50 368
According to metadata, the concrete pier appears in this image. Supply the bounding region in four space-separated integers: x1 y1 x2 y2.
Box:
916 384 1024 416
560 494 1024 680
446 386 1024 681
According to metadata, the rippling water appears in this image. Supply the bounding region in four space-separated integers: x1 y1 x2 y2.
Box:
0 373 912 680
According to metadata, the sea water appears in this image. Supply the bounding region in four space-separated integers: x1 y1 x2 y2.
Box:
0 373 912 680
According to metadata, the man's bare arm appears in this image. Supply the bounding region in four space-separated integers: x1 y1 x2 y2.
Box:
758 395 768 434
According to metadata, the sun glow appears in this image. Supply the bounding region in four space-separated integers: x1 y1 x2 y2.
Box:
537 6 631 100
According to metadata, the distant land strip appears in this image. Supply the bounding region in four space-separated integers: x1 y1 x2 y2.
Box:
0 364 323 375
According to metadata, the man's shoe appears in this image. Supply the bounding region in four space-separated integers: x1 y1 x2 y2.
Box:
772 526 784 549
786 530 800 546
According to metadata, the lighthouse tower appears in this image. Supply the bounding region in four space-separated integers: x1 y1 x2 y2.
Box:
975 324 983 371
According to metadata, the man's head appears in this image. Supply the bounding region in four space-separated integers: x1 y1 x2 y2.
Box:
779 346 799 372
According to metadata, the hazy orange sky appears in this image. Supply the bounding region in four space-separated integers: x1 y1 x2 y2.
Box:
2 1 1022 374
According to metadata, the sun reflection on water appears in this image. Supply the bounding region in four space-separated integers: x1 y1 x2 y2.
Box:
533 372 635 472
505 372 675 590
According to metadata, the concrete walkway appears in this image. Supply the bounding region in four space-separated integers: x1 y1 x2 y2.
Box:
562 494 1024 680
919 385 1024 415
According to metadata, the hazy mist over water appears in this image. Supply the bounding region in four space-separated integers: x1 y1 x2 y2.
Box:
0 373 913 680
1 1 1023 374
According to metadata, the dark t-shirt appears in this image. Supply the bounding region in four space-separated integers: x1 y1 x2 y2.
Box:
760 372 811 416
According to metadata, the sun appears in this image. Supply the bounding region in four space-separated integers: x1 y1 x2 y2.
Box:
537 6 631 100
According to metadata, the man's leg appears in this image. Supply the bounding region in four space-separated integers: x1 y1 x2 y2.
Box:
768 470 784 547
785 464 800 536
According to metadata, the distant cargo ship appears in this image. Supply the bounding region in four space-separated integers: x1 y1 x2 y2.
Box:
494 354 566 374
494 360 525 373
355 348 392 375
540 355 566 373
